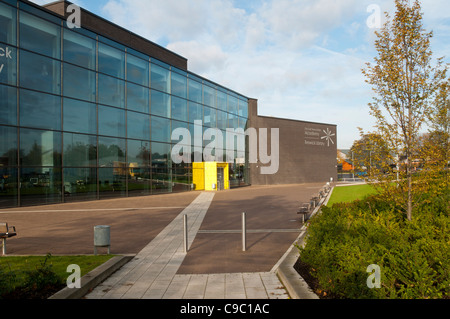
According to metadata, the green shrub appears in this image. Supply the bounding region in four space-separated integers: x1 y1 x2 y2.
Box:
299 192 450 299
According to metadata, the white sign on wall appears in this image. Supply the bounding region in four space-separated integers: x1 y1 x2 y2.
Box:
0 45 13 75
304 127 335 147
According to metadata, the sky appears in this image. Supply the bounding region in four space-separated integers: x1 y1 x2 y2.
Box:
32 0 450 149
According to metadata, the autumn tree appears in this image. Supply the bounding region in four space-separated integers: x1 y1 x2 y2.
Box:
361 0 447 220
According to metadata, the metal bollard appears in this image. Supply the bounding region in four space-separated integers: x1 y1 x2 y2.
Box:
242 212 246 252
183 214 188 253
94 225 110 255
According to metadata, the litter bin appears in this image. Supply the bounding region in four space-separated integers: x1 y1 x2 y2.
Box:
94 225 110 255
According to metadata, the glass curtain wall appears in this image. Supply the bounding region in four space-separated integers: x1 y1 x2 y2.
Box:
0 0 249 207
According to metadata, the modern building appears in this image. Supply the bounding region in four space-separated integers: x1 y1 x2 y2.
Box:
0 0 337 208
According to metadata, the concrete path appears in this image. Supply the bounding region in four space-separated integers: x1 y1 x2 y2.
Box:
85 192 289 299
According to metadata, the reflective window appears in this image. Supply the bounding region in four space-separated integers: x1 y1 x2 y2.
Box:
20 89 61 131
98 73 125 108
217 91 227 112
171 72 187 98
63 168 97 202
63 29 96 70
98 136 126 167
98 105 126 138
127 139 151 168
203 85 215 107
127 110 150 140
0 45 16 86
150 89 170 118
217 110 228 130
151 116 170 143
20 128 62 167
188 79 202 103
0 2 16 46
19 11 60 59
228 95 238 115
151 63 170 93
20 167 62 206
63 98 96 135
238 117 248 130
0 125 17 166
228 112 239 129
20 50 61 95
151 142 170 170
0 167 17 208
188 102 203 124
0 85 17 125
98 43 125 79
99 167 126 198
127 54 149 87
204 106 217 128
239 99 248 118
127 82 149 113
171 96 187 121
63 63 96 102
63 133 97 167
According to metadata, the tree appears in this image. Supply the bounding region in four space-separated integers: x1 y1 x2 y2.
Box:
361 0 447 220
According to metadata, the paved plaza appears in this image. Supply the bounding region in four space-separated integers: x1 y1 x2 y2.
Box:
0 183 327 299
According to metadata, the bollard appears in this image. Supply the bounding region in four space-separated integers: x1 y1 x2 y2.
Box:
183 214 188 253
242 212 246 252
94 225 110 255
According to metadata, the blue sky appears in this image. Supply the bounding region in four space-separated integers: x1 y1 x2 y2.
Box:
32 0 450 149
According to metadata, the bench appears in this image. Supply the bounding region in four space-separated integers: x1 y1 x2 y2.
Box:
0 222 17 256
297 203 311 223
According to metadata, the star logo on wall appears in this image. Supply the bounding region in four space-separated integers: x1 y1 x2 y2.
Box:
321 128 335 147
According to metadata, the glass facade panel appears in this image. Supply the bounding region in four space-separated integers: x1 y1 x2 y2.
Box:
19 11 60 59
0 45 16 86
0 125 17 167
188 79 202 104
20 89 61 131
20 128 62 167
63 98 97 135
98 42 125 79
98 167 126 199
128 139 151 168
150 89 170 118
127 54 149 87
171 96 187 121
20 50 61 94
151 63 170 93
63 63 96 102
98 105 126 138
127 110 150 140
0 167 17 208
239 99 249 118
204 106 216 128
203 85 215 107
217 91 227 112
63 133 97 167
0 85 17 125
188 102 203 124
228 95 238 115
127 82 149 113
171 71 187 98
98 136 126 167
20 167 62 206
0 2 16 46
151 116 170 143
217 110 227 130
63 167 97 202
63 29 96 70
98 73 125 108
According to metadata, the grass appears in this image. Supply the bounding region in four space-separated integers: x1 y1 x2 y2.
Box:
326 184 377 206
0 254 114 288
